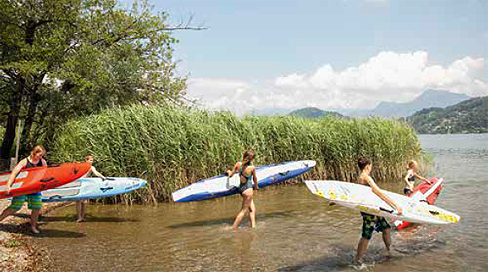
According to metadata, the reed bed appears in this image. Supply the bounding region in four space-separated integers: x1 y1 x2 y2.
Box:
50 105 421 203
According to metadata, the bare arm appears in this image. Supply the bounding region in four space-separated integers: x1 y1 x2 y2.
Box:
226 162 240 178
6 159 28 191
413 172 431 184
252 167 258 189
91 166 106 179
363 176 403 215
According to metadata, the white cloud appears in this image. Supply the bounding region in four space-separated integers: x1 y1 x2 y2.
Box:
277 51 486 96
275 73 309 88
186 51 488 115
275 51 487 96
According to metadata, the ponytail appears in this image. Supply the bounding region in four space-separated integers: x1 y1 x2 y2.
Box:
242 149 256 167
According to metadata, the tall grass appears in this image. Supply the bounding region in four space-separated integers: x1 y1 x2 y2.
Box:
50 105 421 203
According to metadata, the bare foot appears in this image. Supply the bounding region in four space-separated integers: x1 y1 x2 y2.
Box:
76 218 85 223
222 225 234 231
31 227 40 234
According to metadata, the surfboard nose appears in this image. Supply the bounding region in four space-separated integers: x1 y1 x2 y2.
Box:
302 160 316 168
304 180 318 192
140 179 148 187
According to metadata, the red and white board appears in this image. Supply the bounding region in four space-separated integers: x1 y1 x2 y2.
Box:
0 163 91 199
394 177 444 229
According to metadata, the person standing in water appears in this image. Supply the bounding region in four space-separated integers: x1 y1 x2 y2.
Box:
225 149 259 229
403 159 432 195
76 155 106 222
0 145 47 234
355 156 402 264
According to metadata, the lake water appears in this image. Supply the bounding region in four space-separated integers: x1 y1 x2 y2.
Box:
34 134 488 272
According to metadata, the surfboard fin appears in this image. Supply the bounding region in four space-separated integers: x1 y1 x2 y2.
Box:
380 207 394 213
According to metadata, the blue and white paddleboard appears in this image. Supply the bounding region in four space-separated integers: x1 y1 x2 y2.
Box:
172 160 316 202
41 177 147 202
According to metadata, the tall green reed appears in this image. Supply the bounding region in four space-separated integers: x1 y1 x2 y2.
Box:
50 105 421 203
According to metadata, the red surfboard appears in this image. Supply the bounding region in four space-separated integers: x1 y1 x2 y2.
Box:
394 177 444 230
0 163 91 199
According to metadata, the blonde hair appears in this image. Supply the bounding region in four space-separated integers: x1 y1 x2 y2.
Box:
242 149 256 167
29 145 45 160
407 160 418 170
84 155 94 161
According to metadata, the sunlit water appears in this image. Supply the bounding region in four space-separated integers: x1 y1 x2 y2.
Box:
34 134 488 272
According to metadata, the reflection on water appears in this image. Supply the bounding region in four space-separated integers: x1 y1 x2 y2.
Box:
34 134 488 272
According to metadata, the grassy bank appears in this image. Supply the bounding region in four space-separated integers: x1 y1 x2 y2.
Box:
50 105 421 203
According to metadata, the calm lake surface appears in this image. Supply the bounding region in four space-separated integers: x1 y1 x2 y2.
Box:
34 134 488 272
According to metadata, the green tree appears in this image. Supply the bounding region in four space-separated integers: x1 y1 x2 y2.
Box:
0 0 198 161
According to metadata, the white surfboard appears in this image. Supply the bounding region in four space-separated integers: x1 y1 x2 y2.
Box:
304 180 460 225
172 160 316 202
394 178 444 228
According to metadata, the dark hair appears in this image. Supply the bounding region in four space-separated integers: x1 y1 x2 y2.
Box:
242 149 256 167
358 156 371 171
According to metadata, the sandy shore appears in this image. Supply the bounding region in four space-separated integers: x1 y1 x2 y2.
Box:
0 199 70 271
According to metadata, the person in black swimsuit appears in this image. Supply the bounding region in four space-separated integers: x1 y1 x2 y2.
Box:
404 160 432 195
0 145 47 233
225 149 258 229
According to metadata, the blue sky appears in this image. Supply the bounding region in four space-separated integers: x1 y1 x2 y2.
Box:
123 0 488 113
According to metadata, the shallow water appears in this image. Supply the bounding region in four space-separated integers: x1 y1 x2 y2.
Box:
34 134 488 272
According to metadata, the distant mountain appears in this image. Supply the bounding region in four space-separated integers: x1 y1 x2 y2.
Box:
407 96 488 134
251 108 293 116
255 90 470 118
288 107 343 118
368 90 470 118
334 108 371 117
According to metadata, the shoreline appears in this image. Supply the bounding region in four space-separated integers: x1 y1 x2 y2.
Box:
0 172 433 271
0 199 70 271
0 159 434 272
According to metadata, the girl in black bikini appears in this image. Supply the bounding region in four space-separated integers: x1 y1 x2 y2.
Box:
404 160 432 195
225 149 259 229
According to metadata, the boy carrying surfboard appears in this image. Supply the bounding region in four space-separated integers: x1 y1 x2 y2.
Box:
355 157 402 264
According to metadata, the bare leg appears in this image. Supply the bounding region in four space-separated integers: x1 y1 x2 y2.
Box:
30 209 40 234
233 191 252 229
0 208 18 222
382 228 392 256
81 200 87 220
76 200 86 222
249 199 256 228
355 237 370 264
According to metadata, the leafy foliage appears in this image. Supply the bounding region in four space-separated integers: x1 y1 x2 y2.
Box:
0 0 189 158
